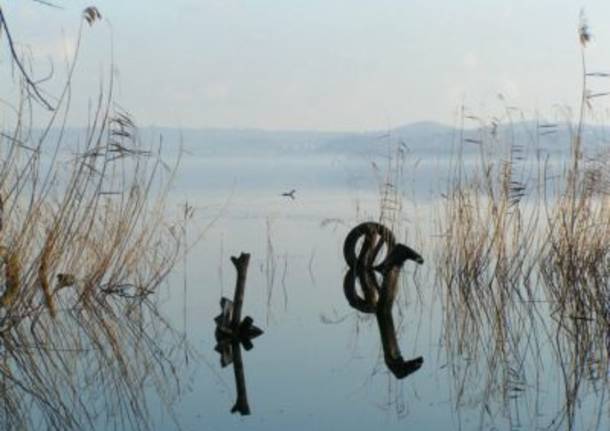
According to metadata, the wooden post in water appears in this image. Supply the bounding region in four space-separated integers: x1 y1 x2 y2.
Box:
230 253 251 329
342 222 424 379
230 252 252 415
214 252 262 415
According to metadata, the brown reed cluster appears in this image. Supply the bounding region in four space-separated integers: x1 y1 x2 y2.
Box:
0 8 187 430
436 109 609 429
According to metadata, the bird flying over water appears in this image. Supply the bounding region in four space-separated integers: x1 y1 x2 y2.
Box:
281 189 296 200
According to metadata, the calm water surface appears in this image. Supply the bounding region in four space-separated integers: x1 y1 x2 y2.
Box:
147 155 609 430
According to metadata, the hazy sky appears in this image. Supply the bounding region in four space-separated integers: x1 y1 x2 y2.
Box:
3 0 610 130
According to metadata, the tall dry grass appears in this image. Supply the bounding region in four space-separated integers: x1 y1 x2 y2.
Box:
0 8 186 430
436 16 610 429
437 114 609 430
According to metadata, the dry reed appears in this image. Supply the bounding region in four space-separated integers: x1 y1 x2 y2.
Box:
436 20 610 427
0 8 187 430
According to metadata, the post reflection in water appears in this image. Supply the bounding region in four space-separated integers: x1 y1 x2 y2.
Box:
342 222 424 379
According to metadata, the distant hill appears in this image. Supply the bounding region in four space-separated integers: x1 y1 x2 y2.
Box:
138 121 608 158
31 121 610 159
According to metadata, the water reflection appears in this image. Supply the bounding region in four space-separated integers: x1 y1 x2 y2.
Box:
0 279 184 430
213 335 255 415
343 222 424 379
440 224 610 430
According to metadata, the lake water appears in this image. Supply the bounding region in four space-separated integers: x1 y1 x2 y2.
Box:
141 152 609 431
